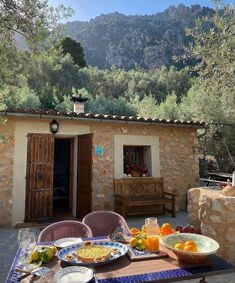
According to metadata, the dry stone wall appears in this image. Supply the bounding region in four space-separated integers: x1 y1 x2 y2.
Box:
0 120 15 227
188 187 235 264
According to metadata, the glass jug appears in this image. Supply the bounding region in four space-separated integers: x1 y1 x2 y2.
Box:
145 217 159 252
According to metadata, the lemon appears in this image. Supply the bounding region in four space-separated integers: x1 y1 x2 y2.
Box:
137 244 145 251
130 237 138 248
40 251 49 263
45 248 54 260
49 246 57 255
40 247 54 263
30 250 40 261
141 225 146 232
138 239 146 249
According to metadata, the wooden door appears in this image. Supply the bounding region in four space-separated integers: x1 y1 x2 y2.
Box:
25 134 54 222
77 134 93 218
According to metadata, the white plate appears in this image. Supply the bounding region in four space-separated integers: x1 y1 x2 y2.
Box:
54 266 93 283
54 237 83 248
57 241 129 266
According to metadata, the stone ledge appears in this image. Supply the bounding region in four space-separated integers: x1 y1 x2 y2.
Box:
187 187 235 264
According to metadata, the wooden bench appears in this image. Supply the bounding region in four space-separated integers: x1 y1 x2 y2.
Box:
114 177 176 218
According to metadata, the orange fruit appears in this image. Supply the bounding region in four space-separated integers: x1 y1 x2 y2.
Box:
174 243 184 250
159 227 173 236
183 244 197 252
184 240 197 248
162 223 172 230
159 227 165 236
164 228 174 235
130 228 140 236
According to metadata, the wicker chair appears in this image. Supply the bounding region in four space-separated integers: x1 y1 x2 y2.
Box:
82 211 130 237
37 220 93 242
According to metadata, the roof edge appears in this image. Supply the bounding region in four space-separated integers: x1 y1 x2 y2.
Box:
0 108 206 128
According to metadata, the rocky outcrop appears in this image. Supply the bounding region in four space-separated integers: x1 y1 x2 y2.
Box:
62 5 213 70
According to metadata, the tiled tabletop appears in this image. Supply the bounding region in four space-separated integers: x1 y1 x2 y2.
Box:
6 237 235 283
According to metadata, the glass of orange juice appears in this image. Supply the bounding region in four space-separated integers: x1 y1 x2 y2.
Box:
146 236 159 252
145 217 160 252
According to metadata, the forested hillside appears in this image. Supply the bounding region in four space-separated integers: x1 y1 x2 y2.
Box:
63 5 213 69
1 1 235 170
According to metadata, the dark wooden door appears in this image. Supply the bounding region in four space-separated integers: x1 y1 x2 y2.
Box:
77 134 93 218
25 134 54 222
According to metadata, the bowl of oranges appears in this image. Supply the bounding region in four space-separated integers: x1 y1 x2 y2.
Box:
160 233 219 263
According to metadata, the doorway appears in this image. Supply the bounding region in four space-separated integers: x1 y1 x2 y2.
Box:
25 133 93 222
53 138 73 217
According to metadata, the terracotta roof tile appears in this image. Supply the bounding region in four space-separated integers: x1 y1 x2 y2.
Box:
0 108 206 128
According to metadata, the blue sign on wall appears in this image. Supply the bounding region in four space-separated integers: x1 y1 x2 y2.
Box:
95 146 104 156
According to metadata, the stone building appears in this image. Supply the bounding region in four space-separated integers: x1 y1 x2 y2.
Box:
0 102 204 227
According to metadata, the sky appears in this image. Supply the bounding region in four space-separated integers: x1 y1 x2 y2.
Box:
48 0 235 22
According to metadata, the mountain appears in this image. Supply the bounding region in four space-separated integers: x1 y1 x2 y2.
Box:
62 4 213 70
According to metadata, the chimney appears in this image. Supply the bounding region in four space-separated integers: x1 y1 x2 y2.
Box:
70 94 88 114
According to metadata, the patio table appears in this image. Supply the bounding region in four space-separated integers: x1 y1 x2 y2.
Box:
208 172 232 181
200 172 232 187
6 237 234 283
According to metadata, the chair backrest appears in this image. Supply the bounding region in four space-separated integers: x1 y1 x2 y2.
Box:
82 211 130 237
37 220 93 242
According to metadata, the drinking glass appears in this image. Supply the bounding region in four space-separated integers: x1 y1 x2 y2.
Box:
17 228 31 265
145 217 159 252
22 232 37 252
17 228 29 247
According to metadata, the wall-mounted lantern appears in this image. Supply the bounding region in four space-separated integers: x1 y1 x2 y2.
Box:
50 119 59 134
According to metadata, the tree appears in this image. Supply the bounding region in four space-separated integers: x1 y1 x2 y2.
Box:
0 0 73 50
186 3 235 90
85 95 136 116
156 66 192 102
181 2 235 170
59 37 86 67
131 95 158 118
156 93 180 120
0 42 20 88
0 76 41 109
133 93 180 120
26 49 81 106
185 3 235 123
0 0 74 113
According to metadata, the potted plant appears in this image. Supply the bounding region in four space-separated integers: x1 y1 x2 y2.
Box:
126 163 148 177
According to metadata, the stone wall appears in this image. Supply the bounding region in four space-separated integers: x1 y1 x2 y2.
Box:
188 187 235 264
0 119 15 227
0 116 200 226
90 122 199 211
